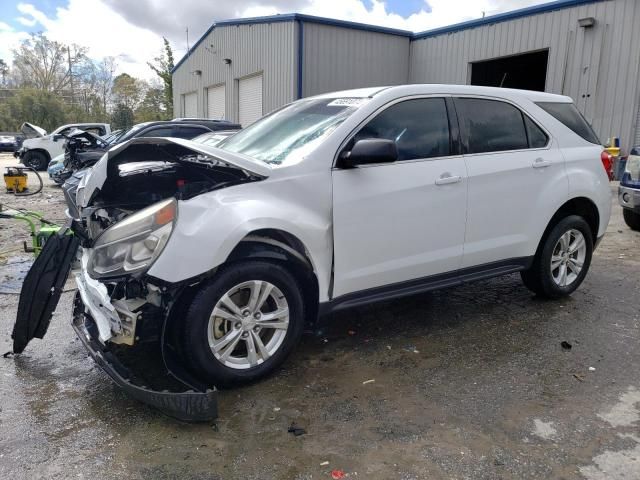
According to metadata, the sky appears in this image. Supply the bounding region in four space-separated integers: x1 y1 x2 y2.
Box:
0 0 547 79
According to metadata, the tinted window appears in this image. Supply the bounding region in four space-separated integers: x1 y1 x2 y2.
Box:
174 126 209 139
536 102 600 144
524 115 548 148
456 98 528 154
354 98 450 161
139 127 174 138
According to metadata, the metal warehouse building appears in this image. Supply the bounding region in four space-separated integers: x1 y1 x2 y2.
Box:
172 0 640 150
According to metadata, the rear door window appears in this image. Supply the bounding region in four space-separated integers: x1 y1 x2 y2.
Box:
455 98 529 154
174 126 210 139
353 98 450 161
139 126 175 138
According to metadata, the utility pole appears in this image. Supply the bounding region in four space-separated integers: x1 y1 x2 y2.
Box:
68 46 74 107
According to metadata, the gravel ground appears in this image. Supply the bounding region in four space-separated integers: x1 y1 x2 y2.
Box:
0 151 638 479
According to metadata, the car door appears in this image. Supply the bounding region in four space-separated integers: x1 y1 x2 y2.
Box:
332 97 468 298
454 97 565 268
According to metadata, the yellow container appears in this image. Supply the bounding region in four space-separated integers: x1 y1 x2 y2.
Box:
605 146 621 157
4 168 28 193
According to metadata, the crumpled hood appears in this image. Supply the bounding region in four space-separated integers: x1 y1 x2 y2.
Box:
20 122 47 138
76 136 271 208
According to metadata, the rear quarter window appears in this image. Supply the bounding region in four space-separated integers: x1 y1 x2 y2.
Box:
536 102 600 145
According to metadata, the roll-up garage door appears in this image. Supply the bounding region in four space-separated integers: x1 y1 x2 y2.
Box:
238 74 263 127
207 85 226 120
634 99 640 147
183 92 197 117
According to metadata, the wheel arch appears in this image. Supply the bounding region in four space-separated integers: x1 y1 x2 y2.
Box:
541 197 600 247
26 148 51 161
224 229 320 326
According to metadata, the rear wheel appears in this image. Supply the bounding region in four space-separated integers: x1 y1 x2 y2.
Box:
179 261 305 387
623 208 640 231
521 215 593 299
23 151 48 170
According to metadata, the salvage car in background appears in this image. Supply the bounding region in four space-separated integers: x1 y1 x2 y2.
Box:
619 146 640 230
16 122 111 170
47 120 239 185
13 85 611 420
0 132 22 152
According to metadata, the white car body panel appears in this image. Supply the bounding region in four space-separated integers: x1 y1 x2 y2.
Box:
79 84 611 305
461 139 568 268
21 122 110 160
332 155 467 296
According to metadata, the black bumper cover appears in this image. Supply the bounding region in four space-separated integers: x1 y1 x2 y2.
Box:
72 314 218 422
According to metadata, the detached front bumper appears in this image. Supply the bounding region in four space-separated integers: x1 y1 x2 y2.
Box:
72 313 218 422
73 257 218 422
619 185 640 213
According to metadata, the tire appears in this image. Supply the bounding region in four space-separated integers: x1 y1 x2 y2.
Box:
23 151 48 170
623 208 640 231
179 260 305 387
520 215 593 299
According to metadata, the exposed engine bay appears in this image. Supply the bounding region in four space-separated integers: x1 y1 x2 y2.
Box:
70 141 264 346
13 137 271 420
76 142 261 243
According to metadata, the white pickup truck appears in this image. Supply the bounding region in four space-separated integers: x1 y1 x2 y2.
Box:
15 122 111 170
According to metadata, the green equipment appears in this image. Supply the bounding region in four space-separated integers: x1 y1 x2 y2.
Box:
0 205 62 256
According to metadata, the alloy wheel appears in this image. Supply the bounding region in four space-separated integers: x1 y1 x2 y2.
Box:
550 229 587 287
207 280 290 369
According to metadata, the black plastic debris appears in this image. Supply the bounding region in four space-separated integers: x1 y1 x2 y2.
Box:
288 422 307 436
561 341 572 350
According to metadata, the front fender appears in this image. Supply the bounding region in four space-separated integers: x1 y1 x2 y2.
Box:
147 174 333 301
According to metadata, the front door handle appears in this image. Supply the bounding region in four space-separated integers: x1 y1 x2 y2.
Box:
532 158 552 168
435 173 462 186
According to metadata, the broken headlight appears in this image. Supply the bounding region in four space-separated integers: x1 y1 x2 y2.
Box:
88 198 177 279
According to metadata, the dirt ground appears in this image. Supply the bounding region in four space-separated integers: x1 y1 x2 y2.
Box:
0 151 639 479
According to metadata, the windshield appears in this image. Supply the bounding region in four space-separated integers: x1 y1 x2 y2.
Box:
218 97 366 165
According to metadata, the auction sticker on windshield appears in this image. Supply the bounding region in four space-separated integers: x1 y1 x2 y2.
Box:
327 98 368 107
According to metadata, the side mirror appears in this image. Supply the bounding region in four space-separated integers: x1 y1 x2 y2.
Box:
52 134 64 142
339 138 398 168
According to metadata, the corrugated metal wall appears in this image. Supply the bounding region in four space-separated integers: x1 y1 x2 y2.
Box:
409 0 640 150
302 23 410 97
172 22 297 122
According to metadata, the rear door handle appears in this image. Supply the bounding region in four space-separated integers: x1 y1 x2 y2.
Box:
532 158 552 168
435 173 462 186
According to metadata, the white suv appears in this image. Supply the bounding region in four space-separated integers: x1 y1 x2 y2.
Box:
16 85 611 390
16 122 111 170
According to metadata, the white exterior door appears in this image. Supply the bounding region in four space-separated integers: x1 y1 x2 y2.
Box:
238 74 263 126
207 85 226 120
454 97 566 268
332 97 467 297
183 92 197 117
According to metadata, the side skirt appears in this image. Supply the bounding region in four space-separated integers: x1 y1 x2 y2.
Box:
319 257 533 316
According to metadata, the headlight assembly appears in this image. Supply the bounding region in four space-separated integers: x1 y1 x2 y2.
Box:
88 198 177 278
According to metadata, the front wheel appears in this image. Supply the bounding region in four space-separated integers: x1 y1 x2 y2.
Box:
179 261 305 387
623 208 640 231
23 151 48 170
521 215 593 299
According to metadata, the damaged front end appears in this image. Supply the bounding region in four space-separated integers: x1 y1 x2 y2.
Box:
13 137 269 421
